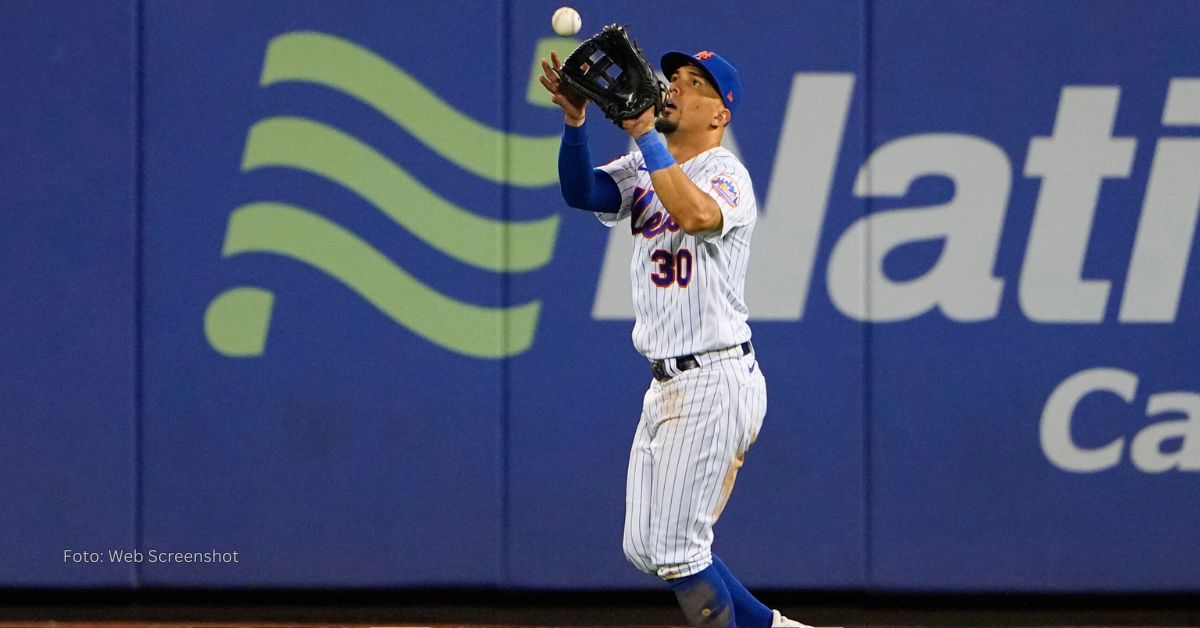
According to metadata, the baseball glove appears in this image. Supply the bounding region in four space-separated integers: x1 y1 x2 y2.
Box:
557 24 665 124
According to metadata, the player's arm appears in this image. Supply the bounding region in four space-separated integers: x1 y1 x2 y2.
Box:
644 159 722 234
557 121 622 212
540 53 622 212
621 110 722 235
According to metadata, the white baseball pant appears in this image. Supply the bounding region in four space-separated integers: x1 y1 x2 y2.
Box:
622 345 767 579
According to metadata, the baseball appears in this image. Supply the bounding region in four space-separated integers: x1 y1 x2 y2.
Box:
551 7 581 37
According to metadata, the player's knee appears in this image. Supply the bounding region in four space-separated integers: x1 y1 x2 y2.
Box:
622 537 657 576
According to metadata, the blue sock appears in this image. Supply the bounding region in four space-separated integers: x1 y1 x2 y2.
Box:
667 564 735 627
712 555 774 628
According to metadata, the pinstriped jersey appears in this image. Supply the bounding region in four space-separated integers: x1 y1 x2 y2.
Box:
596 145 757 360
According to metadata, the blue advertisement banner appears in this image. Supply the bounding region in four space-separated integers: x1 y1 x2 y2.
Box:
0 0 1196 592
140 0 509 586
0 1 137 586
866 0 1200 591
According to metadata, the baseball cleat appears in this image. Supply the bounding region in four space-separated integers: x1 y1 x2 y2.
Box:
771 608 835 628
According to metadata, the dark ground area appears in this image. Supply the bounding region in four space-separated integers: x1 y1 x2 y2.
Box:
1 588 1199 626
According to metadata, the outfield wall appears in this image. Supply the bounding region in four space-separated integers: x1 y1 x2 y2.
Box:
2 0 1198 591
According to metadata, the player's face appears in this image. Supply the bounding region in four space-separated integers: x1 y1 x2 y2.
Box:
656 64 727 135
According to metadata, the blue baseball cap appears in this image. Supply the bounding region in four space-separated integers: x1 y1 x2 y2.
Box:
660 50 743 117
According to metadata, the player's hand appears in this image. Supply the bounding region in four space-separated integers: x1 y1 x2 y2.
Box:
620 105 657 138
539 52 588 126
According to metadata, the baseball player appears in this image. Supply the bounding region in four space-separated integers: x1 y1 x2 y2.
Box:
540 48 815 628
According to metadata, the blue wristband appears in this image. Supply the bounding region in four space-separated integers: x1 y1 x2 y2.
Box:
636 131 675 172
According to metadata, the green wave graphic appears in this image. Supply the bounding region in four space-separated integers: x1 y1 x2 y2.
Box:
243 116 558 273
261 30 559 187
217 202 540 359
205 286 275 357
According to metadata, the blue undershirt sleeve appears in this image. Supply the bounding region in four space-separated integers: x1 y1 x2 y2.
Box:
558 121 622 213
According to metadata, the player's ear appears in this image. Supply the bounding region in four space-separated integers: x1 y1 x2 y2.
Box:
711 108 730 129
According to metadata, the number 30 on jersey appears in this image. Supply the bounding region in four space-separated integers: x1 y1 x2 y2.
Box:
649 248 693 288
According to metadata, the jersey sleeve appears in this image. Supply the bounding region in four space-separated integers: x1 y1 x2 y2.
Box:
594 152 641 227
697 155 756 242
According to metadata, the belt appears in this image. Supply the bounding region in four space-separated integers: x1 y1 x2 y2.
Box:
650 341 753 383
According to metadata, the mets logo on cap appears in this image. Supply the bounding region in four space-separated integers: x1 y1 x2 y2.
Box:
710 174 739 207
